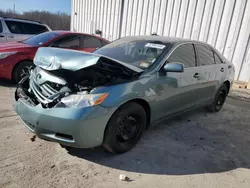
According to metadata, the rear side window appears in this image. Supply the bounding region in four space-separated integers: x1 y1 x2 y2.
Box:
0 21 3 33
101 40 109 46
22 23 48 34
52 35 80 48
5 20 48 34
213 51 224 64
83 36 102 48
168 44 196 68
5 21 23 34
196 44 215 66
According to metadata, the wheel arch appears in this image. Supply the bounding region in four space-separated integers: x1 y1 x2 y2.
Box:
129 98 151 129
102 98 152 152
11 59 33 81
223 80 231 94
105 98 151 132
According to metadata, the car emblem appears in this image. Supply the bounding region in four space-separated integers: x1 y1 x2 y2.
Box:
36 74 42 82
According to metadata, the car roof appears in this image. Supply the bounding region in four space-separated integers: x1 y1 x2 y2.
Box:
50 31 109 41
120 35 208 46
50 30 96 35
0 17 45 25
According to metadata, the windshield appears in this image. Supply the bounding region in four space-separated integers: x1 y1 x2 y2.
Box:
94 40 169 69
23 32 60 46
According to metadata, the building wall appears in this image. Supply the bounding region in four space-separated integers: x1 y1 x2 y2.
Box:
71 0 250 82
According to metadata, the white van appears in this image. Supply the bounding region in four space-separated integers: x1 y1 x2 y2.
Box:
0 17 51 43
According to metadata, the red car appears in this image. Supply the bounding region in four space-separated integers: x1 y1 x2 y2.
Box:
0 31 109 82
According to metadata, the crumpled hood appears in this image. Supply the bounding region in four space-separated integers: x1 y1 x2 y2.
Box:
34 47 143 73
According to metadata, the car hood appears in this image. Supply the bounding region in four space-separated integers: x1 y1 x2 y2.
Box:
0 42 33 52
34 47 143 73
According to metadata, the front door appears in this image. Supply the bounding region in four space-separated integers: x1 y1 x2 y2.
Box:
49 34 81 50
0 20 6 42
153 43 205 120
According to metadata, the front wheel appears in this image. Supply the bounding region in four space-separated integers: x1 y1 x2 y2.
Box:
13 61 34 83
103 102 147 154
207 84 228 112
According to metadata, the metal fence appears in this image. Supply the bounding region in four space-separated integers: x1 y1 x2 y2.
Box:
71 0 250 82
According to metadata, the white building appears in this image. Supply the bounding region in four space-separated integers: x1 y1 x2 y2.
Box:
71 0 250 82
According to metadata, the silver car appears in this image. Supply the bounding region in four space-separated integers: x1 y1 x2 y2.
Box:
14 36 235 153
0 17 51 43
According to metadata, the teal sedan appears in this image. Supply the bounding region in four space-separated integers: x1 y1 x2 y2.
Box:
14 36 235 153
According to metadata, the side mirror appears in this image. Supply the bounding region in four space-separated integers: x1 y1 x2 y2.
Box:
163 62 184 72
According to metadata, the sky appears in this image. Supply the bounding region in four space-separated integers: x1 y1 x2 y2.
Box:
0 0 71 14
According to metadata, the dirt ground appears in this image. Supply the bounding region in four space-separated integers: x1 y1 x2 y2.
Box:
1 80 250 188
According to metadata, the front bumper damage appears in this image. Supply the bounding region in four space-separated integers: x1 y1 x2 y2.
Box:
14 77 115 148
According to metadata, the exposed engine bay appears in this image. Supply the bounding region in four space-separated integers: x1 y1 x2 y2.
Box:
15 48 142 108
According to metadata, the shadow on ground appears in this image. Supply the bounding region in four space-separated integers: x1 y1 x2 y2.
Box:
0 79 16 88
67 98 250 175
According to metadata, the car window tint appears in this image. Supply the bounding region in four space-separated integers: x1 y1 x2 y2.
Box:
52 35 80 48
213 51 224 64
83 36 102 48
22 23 48 34
0 21 3 33
168 44 196 68
196 44 215 66
5 21 23 34
101 40 109 46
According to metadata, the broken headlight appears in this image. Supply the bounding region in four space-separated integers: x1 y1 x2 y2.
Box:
55 93 109 108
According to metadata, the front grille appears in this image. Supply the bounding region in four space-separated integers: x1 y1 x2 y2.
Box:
29 79 59 103
29 67 66 104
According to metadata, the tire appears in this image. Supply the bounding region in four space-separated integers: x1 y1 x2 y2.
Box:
13 61 34 83
207 84 228 112
103 102 147 154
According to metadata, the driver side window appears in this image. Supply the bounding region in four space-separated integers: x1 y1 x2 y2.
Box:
168 44 197 68
51 35 80 48
0 21 3 33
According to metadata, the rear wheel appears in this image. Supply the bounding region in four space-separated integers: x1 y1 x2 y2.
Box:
207 84 228 112
13 61 34 83
103 102 147 154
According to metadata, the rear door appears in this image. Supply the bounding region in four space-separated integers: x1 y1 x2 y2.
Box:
80 35 103 52
213 50 229 90
195 44 221 103
0 20 6 42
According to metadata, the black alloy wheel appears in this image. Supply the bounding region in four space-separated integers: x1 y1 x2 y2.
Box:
103 102 147 153
207 83 228 112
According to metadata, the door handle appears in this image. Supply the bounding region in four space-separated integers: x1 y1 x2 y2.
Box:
8 35 14 38
0 35 5 38
220 68 224 72
193 73 199 79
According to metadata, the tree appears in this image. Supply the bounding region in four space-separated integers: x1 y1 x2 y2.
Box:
0 10 71 30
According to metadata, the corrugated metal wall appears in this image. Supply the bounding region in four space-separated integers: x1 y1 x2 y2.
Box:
71 0 250 82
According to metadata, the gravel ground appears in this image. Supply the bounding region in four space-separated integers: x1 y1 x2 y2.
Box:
1 81 250 188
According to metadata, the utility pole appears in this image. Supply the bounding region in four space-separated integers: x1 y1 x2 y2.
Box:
13 4 15 14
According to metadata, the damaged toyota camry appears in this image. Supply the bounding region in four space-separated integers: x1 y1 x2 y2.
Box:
14 36 235 153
